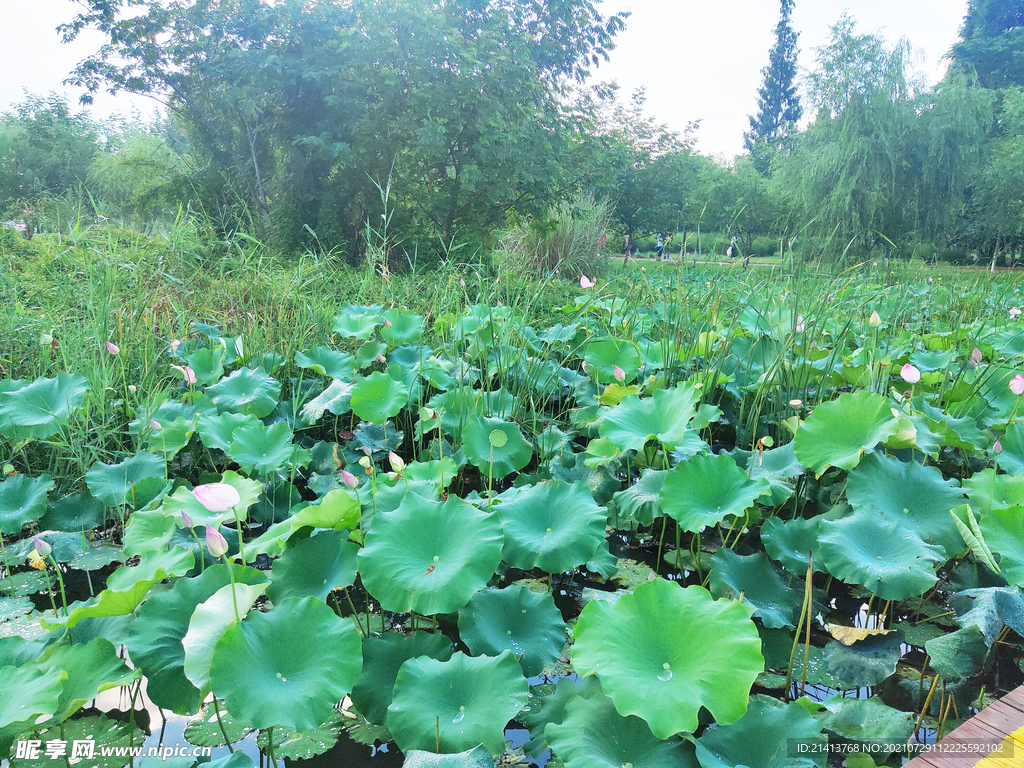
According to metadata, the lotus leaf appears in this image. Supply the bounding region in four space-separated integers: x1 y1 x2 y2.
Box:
816 697 914 756
583 337 642 384
818 510 945 600
350 371 409 424
611 469 666 526
106 545 195 590
187 346 225 385
381 309 425 346
254 713 346 760
387 650 529 754
599 382 702 452
462 416 533 478
458 585 566 676
793 391 901 474
300 379 354 422
9 715 146 768
924 625 989 680
760 515 822 574
696 697 825 768
403 747 494 768
196 412 260 452
950 587 1024 645
359 492 503 614
0 664 64 727
85 451 166 509
350 631 454 726
39 490 105 532
497 479 606 574
183 582 268 692
332 306 382 339
979 506 1024 586
709 549 803 629
295 347 355 380
0 373 90 441
36 638 139 722
206 367 281 417
846 453 964 558
267 529 358 603
0 473 53 535
573 579 764 738
520 676 604 756
546 693 698 768
659 453 770 533
228 420 295 473
210 596 362 731
817 632 903 689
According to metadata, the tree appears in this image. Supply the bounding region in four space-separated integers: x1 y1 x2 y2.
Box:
744 0 802 175
952 0 1024 89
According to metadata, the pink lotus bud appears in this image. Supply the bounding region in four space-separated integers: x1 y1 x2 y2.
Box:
150 419 162 431
170 339 182 352
181 511 194 529
900 364 921 384
389 451 406 473
580 275 595 289
869 311 882 328
193 483 241 512
105 341 120 355
171 365 197 384
1011 374 1024 396
613 365 626 383
206 526 229 557
384 318 392 328
378 354 387 363
340 469 359 490
32 537 51 558
994 439 1003 455
1011 307 1022 319
972 347 983 364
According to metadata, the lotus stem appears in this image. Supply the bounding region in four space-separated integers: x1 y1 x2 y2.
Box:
785 554 813 701
221 555 240 622
267 726 278 768
0 533 13 590
800 554 813 698
212 696 234 753
342 588 366 637
47 554 68 617
913 671 940 739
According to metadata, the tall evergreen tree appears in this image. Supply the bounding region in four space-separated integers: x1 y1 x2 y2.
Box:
744 0 802 174
952 0 1024 89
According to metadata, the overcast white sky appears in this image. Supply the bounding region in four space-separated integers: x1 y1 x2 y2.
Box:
0 0 969 157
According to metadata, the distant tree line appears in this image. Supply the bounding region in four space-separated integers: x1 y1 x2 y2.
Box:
1 0 1023 265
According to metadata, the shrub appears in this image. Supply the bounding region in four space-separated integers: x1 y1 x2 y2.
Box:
498 193 611 277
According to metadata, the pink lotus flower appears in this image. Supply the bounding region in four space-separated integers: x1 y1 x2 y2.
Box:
206 526 229 558
1011 307 1022 319
340 469 359 490
389 451 406 473
580 275 596 289
32 537 52 558
194 483 241 513
900 364 921 384
613 365 626 383
972 347 983 365
795 315 805 334
1011 374 1024 396
994 439 1003 455
378 354 387 363
105 341 120 355
181 511 194 529
171 365 197 384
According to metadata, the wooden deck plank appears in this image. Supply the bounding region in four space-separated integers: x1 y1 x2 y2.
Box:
903 686 1024 768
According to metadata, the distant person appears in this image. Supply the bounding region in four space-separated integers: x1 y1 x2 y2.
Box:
656 233 664 260
623 234 631 255
663 234 673 261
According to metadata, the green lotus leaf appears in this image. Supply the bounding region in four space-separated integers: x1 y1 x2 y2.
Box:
36 638 139 722
358 493 503 614
207 368 281 418
0 598 34 623
994 421 1024 474
520 676 604 757
0 373 90 441
573 579 764 738
228 420 295 474
387 650 528 754
818 510 945 600
128 564 268 714
0 473 53 535
709 549 803 629
161 471 261 529
121 508 176 557
458 585 566 677
7 531 85 563
86 451 166 509
817 632 903 689
793 391 901 474
145 415 195 458
68 542 124 571
186 346 225 386
106 545 195 591
55 575 163 630
332 306 382 340
462 416 533 479
583 337 642 384
497 480 606 574
546 693 698 768
404 458 459 489
611 469 666 526
923 625 988 680
349 371 409 425
210 596 362 731
39 490 105 532
599 382 702 452
295 347 356 380
696 697 825 768
0 664 64 727
183 582 268 692
300 379 354 422
183 702 254 748
728 443 805 505
966 471 1024 514
267 529 358 603
381 309 425 346
350 631 454 726
254 712 346 760
951 587 1024 645
816 697 914 756
196 412 260 452
846 453 964 558
659 453 770 534
760 515 822 574
247 489 361 558
403 747 494 768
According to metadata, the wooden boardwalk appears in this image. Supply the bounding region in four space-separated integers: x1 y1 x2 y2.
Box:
906 686 1024 767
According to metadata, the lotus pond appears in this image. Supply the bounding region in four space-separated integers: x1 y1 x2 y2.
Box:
5 268 1024 768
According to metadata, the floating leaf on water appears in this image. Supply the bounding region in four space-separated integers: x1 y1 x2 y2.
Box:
697 696 826 768
659 453 770 534
0 473 53 535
